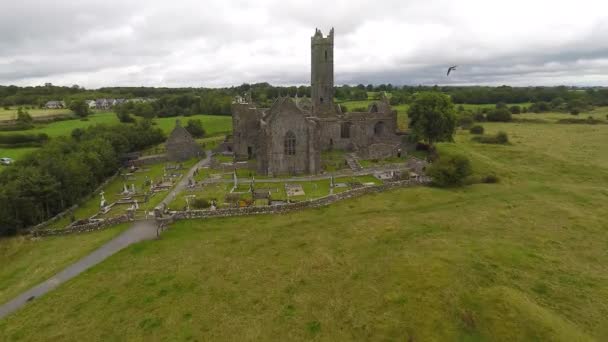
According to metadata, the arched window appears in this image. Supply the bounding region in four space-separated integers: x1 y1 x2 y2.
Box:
374 121 385 136
341 122 351 138
320 97 324 104
325 50 328 61
370 103 379 113
284 131 296 155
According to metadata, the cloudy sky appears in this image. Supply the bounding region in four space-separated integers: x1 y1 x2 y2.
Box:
1 0 608 88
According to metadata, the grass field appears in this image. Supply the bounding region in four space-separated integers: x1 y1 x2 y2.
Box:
0 107 72 121
0 147 39 161
154 114 232 137
1 114 608 340
0 112 119 138
0 224 129 306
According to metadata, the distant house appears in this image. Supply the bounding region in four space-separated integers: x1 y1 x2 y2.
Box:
95 99 112 110
86 100 96 109
45 100 65 109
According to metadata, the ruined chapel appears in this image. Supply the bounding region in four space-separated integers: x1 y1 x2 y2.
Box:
230 28 402 176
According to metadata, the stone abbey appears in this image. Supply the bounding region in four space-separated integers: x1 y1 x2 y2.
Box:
230 28 403 176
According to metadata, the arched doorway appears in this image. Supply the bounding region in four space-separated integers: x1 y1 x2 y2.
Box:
374 121 385 136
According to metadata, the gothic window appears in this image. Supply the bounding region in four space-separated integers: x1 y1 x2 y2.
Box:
340 122 351 138
374 121 385 136
320 97 324 104
370 103 379 113
325 50 328 61
284 131 296 156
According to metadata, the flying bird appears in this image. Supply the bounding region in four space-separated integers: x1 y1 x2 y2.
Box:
447 65 458 76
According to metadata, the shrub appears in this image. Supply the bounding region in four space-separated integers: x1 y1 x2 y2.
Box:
496 102 507 109
509 105 521 114
482 174 500 183
427 154 472 187
185 119 206 138
486 108 512 122
570 109 580 116
473 131 509 144
469 125 484 135
191 198 211 209
116 111 136 123
473 112 486 122
522 107 528 113
458 116 474 129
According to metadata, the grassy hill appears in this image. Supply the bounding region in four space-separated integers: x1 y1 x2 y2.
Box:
1 114 607 340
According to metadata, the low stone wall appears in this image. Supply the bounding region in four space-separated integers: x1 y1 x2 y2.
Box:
32 215 131 237
168 179 428 221
132 154 168 166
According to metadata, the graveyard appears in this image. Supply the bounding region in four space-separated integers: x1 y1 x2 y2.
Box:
45 159 199 230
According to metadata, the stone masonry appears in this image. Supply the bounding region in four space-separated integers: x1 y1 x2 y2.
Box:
230 28 403 176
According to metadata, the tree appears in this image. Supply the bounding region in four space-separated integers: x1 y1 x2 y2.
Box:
16 107 34 129
407 92 456 145
509 105 521 114
185 119 205 138
427 154 472 187
69 99 90 118
486 108 512 122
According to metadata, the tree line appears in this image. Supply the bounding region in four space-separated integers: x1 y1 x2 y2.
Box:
0 122 165 235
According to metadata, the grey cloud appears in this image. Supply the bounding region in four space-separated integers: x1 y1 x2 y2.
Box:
1 0 607 87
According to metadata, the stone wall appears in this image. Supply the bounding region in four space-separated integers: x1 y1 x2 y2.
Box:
32 215 131 237
167 178 428 221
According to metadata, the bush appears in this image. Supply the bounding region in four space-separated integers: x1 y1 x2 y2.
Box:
458 116 474 129
0 133 49 147
469 125 484 135
509 105 521 114
116 111 136 123
185 119 206 138
473 112 486 122
473 131 509 144
427 154 472 187
570 109 580 116
486 108 512 122
482 174 500 183
191 198 211 209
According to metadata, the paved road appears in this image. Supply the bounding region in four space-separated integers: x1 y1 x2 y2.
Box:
0 220 158 320
0 155 212 320
160 152 212 208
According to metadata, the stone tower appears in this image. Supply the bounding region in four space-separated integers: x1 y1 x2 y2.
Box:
311 28 334 115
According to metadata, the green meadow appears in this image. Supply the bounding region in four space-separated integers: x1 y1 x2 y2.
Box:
0 113 232 162
1 113 607 340
0 224 129 306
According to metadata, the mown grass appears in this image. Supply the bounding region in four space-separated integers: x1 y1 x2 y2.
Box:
0 147 39 162
1 114 608 340
0 223 129 306
0 108 71 121
0 112 119 138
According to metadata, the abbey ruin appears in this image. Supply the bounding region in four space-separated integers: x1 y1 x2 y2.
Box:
230 28 403 176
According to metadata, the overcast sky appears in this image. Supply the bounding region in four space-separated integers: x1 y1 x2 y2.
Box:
1 0 607 88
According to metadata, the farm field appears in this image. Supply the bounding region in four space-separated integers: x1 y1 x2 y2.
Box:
0 107 71 121
1 113 607 340
0 112 119 138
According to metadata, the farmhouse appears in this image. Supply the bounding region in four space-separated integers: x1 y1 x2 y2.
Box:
44 100 65 109
230 28 403 176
